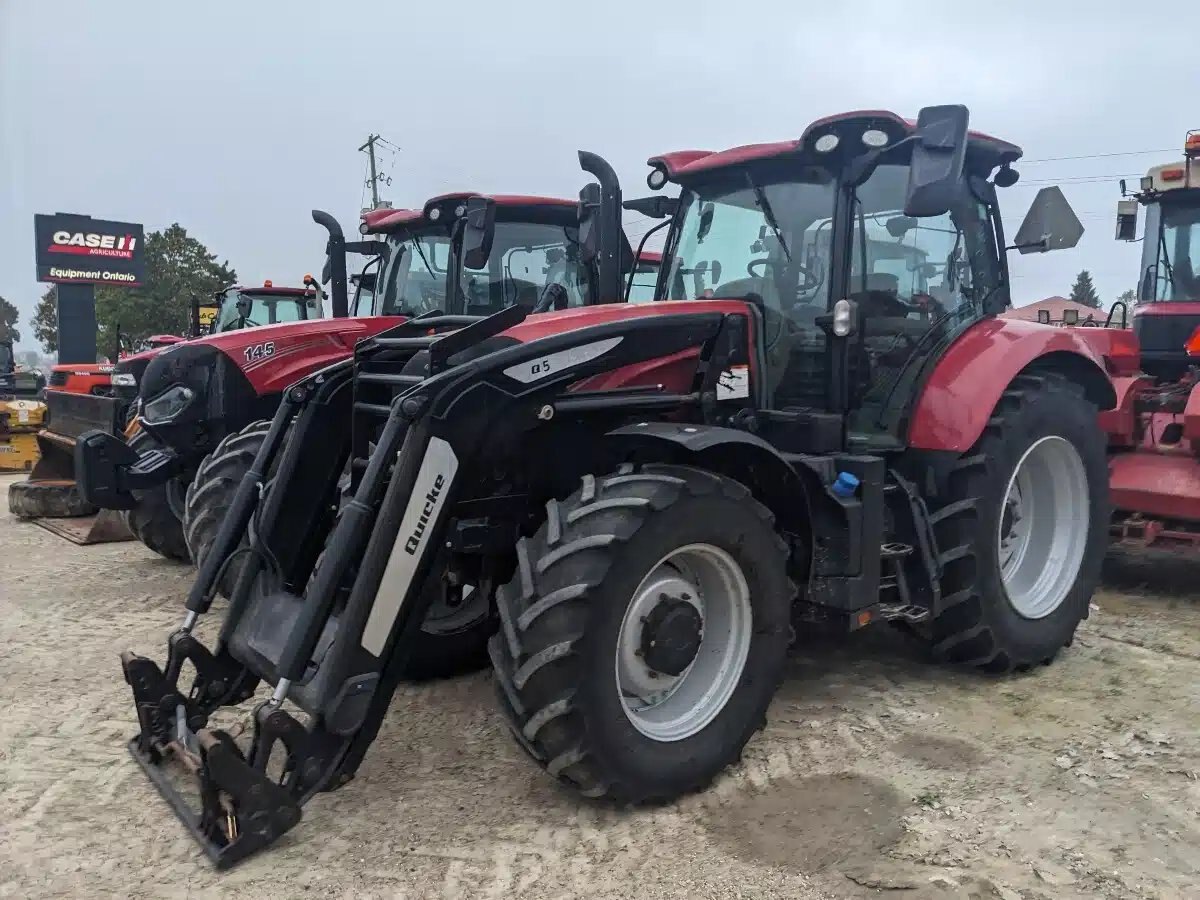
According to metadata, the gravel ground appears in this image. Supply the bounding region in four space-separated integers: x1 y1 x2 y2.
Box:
1 471 1197 899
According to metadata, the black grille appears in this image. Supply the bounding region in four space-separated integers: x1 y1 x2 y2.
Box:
49 371 68 387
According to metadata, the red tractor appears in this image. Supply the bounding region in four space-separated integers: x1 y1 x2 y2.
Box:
75 154 634 566
9 282 324 536
1103 130 1200 547
117 105 1124 868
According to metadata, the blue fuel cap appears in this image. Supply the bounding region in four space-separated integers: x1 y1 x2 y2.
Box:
832 471 860 498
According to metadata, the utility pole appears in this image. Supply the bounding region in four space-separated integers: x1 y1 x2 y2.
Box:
359 133 382 209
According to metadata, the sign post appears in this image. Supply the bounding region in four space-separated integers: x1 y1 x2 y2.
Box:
33 212 146 364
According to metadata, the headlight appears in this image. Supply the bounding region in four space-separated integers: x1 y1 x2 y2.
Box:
112 373 137 387
141 385 195 425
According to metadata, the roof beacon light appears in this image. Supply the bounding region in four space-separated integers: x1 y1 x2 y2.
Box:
1185 131 1200 158
263 280 273 287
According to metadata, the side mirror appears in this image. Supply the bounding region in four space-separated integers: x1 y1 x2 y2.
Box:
903 104 970 218
1115 199 1139 242
461 197 496 270
1013 186 1085 254
886 215 917 239
622 196 679 219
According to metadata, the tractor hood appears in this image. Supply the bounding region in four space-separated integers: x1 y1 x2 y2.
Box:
173 316 408 395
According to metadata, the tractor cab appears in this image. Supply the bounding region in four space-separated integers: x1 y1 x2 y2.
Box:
354 191 622 320
1116 130 1200 378
644 109 1080 449
207 282 323 333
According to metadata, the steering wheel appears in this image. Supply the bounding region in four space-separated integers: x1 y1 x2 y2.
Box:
747 257 821 289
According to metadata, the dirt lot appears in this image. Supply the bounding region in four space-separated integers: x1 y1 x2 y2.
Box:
1 472 1197 899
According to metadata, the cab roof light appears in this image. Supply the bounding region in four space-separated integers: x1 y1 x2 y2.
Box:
263 279 273 287
1161 168 1186 183
1184 131 1200 158
1140 175 1154 191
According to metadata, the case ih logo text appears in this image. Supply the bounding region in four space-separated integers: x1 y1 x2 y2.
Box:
49 231 138 259
404 474 446 554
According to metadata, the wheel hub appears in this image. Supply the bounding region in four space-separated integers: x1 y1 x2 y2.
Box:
615 543 753 743
640 596 703 676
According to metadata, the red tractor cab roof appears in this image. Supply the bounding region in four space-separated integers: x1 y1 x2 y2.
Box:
146 334 184 346
361 194 579 236
648 109 1022 184
229 284 315 296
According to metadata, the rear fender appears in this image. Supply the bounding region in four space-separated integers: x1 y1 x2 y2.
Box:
604 422 816 579
908 318 1118 453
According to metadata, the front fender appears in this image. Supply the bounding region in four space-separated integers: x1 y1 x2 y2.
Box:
907 318 1118 453
605 421 817 544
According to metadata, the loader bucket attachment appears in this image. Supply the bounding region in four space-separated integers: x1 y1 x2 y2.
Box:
16 389 135 544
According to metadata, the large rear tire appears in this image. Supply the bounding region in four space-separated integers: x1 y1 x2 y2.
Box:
489 464 792 803
183 419 272 597
923 372 1107 672
121 430 190 561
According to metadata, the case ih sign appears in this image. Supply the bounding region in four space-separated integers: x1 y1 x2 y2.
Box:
34 213 145 286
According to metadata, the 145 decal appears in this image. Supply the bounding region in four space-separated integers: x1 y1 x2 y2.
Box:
243 341 276 363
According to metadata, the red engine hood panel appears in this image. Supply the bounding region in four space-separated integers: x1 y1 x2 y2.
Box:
205 317 408 395
501 300 752 343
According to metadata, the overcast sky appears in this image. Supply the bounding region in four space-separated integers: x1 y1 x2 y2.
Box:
3 0 1197 352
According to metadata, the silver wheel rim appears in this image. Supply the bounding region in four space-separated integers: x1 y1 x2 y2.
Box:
421 581 490 635
616 543 752 742
998 435 1089 619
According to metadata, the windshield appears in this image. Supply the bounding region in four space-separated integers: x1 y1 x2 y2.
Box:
214 290 319 332
627 260 660 303
664 171 838 316
1142 195 1200 301
373 220 591 317
375 230 451 316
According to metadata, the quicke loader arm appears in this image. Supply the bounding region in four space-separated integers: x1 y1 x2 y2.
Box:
120 303 736 867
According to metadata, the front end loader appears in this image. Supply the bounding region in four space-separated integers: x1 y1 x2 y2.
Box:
120 106 1119 868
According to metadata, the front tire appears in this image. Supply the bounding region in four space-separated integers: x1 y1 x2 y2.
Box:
490 464 792 803
924 372 1107 672
122 430 190 561
184 419 272 597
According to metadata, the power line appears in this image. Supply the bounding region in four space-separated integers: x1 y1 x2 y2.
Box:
1021 148 1175 164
